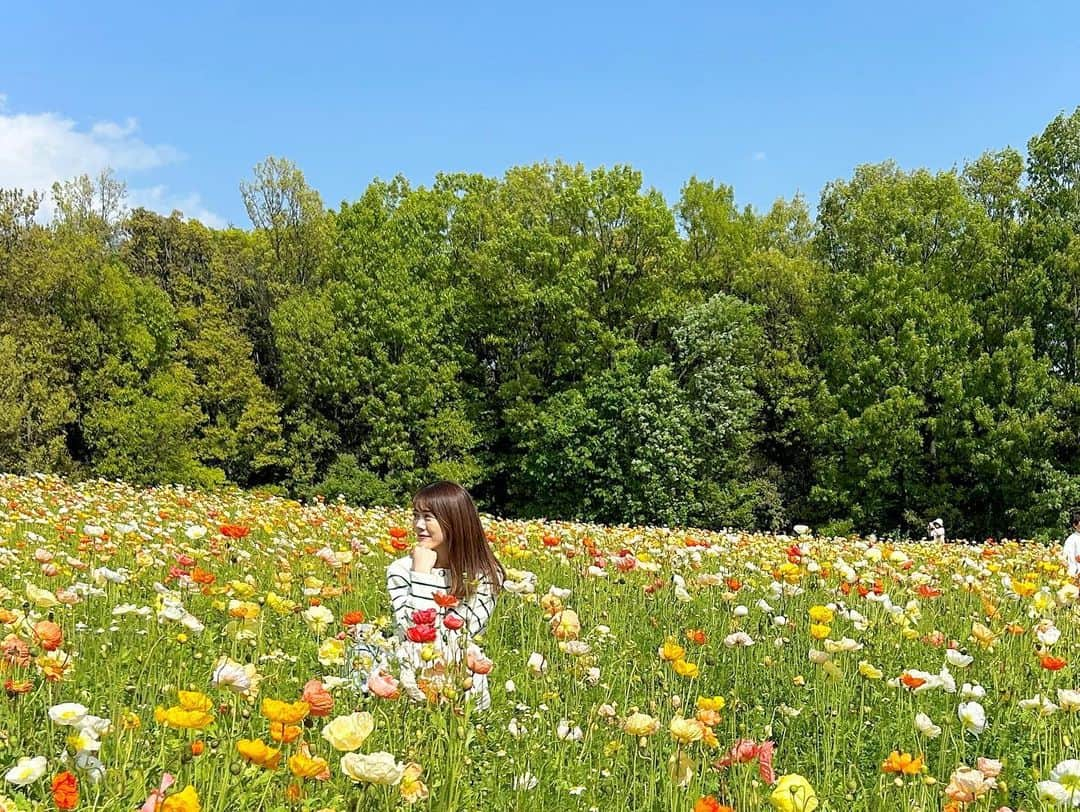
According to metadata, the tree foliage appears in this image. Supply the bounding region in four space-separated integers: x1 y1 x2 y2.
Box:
4 110 1080 538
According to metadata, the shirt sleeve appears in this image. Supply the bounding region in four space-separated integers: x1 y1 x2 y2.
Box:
386 563 445 630
446 576 497 637
1065 534 1080 577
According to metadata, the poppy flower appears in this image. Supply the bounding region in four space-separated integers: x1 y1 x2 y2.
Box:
261 699 310 725
1040 653 1067 671
685 629 707 646
714 739 775 783
51 771 78 810
288 744 329 780
411 609 437 626
900 672 927 690
5 678 32 696
33 620 63 652
342 611 365 626
270 722 303 743
881 751 924 775
466 647 493 675
301 679 334 717
160 785 200 812
433 591 459 608
367 669 401 700
659 638 686 662
443 614 464 631
673 659 700 678
694 797 734 812
190 567 215 585
406 624 436 644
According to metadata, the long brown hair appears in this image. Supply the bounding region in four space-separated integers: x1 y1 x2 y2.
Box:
413 481 504 598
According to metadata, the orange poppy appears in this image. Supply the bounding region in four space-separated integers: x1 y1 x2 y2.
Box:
881 750 924 775
900 672 927 690
433 592 459 609
33 620 63 651
51 771 78 810
1040 653 1067 671
269 722 303 743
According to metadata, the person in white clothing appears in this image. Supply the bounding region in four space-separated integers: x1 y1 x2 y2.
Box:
350 481 504 710
927 518 945 544
1063 510 1080 578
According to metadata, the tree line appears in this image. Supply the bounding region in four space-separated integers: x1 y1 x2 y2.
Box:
3 109 1080 540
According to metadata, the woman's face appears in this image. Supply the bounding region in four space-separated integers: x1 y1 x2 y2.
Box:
413 506 446 552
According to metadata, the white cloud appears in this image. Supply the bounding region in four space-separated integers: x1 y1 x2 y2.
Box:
752 151 767 162
0 96 222 225
129 185 226 229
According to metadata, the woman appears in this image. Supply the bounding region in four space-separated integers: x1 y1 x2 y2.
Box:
352 481 504 710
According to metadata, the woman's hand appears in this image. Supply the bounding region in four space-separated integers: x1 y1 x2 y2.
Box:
411 543 438 573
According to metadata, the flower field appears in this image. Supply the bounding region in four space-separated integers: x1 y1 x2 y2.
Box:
1 474 1079 810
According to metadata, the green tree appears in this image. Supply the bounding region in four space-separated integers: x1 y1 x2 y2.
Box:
274 178 479 501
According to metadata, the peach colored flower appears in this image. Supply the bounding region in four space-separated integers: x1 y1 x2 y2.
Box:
301 680 334 717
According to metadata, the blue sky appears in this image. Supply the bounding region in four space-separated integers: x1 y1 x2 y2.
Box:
2 1 1078 227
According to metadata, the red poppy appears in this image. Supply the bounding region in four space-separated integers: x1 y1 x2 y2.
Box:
388 527 409 539
411 609 437 626
342 611 365 626
406 624 437 643
916 584 942 599
542 535 560 547
219 524 251 538
391 538 410 551
713 739 775 784
443 614 464 631
725 577 742 592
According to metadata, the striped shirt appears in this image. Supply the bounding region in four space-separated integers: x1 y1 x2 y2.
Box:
386 556 497 637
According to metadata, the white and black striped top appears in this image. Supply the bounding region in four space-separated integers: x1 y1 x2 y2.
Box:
386 556 497 638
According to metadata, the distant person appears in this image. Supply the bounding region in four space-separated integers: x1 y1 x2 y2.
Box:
1063 510 1080 578
927 518 945 543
